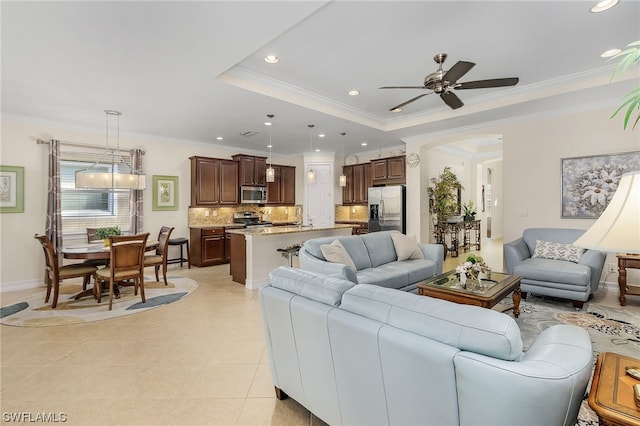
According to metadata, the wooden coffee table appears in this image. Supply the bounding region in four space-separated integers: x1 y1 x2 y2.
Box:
417 270 522 317
589 352 640 426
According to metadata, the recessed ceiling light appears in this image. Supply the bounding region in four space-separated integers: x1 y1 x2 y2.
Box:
315 149 320 152
348 90 360 96
361 142 368 146
267 144 272 148
590 0 618 13
216 136 223 140
264 121 272 126
601 48 621 58
264 55 279 64
318 133 325 138
390 108 402 113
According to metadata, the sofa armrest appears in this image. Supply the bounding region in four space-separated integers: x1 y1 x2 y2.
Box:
299 247 358 283
503 238 530 273
579 249 606 291
453 324 592 426
419 243 444 275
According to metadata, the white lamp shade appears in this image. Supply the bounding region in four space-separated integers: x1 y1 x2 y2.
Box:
339 174 346 187
266 166 275 183
75 170 146 190
307 169 315 184
573 171 640 253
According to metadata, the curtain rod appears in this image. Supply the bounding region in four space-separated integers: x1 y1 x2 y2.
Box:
36 139 145 155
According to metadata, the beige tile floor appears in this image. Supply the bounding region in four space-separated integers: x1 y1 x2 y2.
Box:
1 238 638 425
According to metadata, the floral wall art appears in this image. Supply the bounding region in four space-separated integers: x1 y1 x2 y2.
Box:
561 151 640 218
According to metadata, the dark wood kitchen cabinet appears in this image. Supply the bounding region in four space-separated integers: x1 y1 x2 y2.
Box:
371 155 406 185
267 165 296 205
190 228 226 266
190 156 239 207
342 163 372 205
232 154 267 186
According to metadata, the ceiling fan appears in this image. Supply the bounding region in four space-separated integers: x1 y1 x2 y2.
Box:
380 53 519 111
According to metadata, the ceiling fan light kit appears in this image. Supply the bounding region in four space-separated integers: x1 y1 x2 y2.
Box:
380 53 519 111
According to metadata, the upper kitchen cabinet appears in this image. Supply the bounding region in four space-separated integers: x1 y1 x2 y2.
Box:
371 155 406 185
266 165 296 205
342 163 372 205
190 156 239 207
232 154 267 186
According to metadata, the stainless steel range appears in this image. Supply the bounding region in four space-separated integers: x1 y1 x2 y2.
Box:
233 211 273 228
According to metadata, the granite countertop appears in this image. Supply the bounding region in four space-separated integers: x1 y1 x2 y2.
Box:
335 220 368 224
225 224 355 237
189 224 245 229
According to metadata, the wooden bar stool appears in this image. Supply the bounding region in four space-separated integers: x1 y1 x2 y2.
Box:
167 237 190 268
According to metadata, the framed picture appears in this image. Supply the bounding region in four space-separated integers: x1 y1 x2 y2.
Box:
152 175 179 211
561 151 640 218
0 165 24 213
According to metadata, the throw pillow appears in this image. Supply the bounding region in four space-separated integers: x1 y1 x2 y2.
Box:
390 233 424 261
320 239 357 271
532 240 585 263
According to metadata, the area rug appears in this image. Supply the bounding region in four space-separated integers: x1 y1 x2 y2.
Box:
0 275 197 327
504 295 640 426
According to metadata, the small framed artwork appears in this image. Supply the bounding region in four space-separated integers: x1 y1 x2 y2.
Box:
561 151 640 218
0 165 24 213
152 175 179 211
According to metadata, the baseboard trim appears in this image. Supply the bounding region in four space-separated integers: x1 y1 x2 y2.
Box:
1 279 44 293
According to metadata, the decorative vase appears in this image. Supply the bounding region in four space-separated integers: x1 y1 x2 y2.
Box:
459 272 467 287
103 239 110 247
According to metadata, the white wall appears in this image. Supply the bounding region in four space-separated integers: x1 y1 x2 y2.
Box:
0 118 301 290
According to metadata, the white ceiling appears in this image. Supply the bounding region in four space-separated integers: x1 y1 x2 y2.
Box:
2 1 639 157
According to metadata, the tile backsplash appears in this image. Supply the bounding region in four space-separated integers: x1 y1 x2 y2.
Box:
189 205 304 226
335 205 368 222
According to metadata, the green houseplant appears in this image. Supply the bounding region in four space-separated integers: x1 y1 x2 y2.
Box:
611 40 640 130
427 166 463 224
94 227 121 246
462 200 476 221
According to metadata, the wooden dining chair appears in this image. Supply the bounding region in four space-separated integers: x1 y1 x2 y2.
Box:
34 234 98 309
94 233 149 310
144 226 174 286
82 228 109 288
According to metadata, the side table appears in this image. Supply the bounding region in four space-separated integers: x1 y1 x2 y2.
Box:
588 352 640 426
617 253 640 306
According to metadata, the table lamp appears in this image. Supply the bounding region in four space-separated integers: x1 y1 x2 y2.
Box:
573 170 640 254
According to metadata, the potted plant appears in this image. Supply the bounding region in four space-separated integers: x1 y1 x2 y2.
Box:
94 227 121 246
610 40 640 130
427 166 463 224
462 200 476 221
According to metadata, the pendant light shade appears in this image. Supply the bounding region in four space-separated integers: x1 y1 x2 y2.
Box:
308 124 315 184
75 110 146 190
339 132 346 187
266 114 275 183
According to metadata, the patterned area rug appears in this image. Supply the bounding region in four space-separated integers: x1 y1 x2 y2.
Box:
505 295 640 426
0 275 197 327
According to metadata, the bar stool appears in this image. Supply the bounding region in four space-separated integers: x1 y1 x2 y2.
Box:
277 245 301 267
167 237 190 268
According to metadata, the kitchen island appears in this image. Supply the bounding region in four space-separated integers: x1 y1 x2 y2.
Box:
227 224 354 289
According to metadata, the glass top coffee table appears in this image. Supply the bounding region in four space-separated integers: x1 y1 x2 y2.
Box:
417 270 522 317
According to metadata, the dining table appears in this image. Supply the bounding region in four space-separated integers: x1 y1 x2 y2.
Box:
60 239 159 300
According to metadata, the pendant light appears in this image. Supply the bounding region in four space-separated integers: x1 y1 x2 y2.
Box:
339 132 347 187
265 114 275 183
307 124 315 184
75 110 146 190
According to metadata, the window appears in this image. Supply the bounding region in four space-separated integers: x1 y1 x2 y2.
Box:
60 151 131 237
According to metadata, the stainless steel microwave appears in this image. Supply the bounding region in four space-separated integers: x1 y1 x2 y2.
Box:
240 186 267 204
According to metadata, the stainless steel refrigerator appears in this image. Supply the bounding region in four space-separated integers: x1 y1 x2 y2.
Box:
368 185 406 233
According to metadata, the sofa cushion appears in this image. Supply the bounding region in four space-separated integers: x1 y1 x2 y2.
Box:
321 240 357 271
532 240 585 263
304 236 373 271
514 258 590 287
361 231 398 267
269 266 355 307
340 284 523 361
390 233 424 261
357 264 408 289
522 228 585 255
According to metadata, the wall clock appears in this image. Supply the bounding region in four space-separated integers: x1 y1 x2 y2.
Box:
406 153 420 168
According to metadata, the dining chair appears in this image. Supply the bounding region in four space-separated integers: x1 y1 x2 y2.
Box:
144 226 174 286
94 233 149 310
82 228 109 287
34 234 98 309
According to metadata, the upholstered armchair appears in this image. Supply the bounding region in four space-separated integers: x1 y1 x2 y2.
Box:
504 228 606 309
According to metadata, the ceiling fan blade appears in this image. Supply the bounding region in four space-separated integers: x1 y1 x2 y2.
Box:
455 77 519 90
440 92 464 110
443 61 475 84
389 93 430 111
379 86 426 89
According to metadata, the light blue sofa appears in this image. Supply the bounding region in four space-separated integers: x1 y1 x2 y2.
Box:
504 228 606 309
298 230 443 292
260 266 593 426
